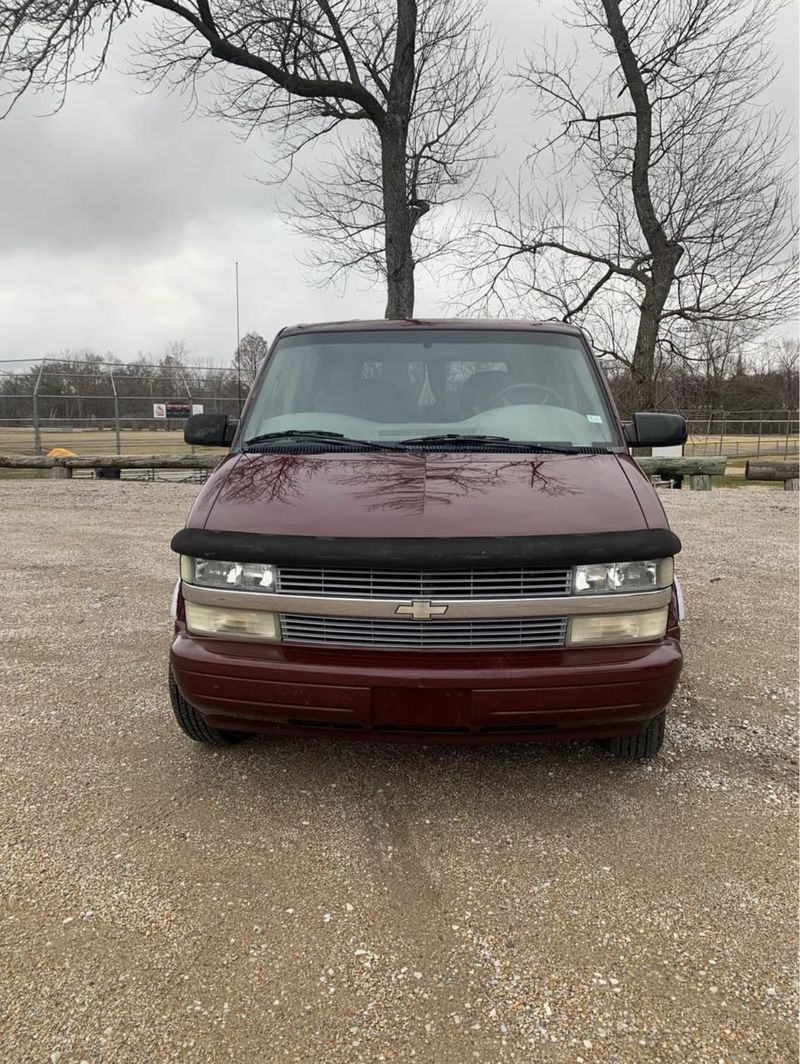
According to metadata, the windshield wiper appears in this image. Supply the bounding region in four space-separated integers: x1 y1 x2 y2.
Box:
243 430 407 452
399 433 580 453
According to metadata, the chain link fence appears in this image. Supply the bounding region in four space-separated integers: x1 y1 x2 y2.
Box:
0 358 242 456
1 357 797 460
682 411 799 458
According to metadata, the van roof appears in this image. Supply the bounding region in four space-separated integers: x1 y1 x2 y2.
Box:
280 318 587 338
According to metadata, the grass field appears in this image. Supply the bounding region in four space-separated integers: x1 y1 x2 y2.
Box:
684 433 798 458
0 427 196 456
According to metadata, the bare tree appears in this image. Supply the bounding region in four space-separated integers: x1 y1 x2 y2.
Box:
0 0 494 319
661 320 753 412
466 0 797 410
164 339 191 363
756 337 800 412
283 0 494 293
233 331 269 389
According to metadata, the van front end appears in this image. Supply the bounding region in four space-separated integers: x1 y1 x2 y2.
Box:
169 527 682 757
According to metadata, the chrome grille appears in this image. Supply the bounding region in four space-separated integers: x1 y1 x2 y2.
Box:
277 566 572 600
280 613 567 649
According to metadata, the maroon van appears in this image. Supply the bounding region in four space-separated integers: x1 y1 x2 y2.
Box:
169 320 685 758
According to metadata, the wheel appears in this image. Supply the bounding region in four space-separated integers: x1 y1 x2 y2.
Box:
168 669 248 746
605 710 666 760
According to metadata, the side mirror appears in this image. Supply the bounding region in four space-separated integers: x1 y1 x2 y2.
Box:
184 413 238 447
625 412 687 447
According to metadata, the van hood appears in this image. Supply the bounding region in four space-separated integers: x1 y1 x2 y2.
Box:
193 451 663 537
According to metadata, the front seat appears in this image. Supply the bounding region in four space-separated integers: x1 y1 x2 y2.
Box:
357 377 407 422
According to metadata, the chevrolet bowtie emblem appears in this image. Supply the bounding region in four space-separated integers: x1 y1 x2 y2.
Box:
395 599 448 621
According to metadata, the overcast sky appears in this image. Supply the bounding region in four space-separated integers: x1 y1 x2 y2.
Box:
0 0 796 366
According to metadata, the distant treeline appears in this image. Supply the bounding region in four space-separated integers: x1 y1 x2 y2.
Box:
603 337 798 420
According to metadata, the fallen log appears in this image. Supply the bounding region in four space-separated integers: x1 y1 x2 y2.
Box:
2 452 726 478
745 461 799 487
635 456 726 477
0 455 57 467
63 453 222 469
0 452 224 480
0 452 222 470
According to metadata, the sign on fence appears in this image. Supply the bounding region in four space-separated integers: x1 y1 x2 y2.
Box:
153 403 203 419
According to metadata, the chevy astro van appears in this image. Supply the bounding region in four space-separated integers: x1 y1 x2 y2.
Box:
170 320 686 758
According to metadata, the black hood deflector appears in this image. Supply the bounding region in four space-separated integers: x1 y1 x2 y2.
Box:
171 527 681 569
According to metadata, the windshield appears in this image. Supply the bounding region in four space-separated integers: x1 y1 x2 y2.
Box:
240 330 621 449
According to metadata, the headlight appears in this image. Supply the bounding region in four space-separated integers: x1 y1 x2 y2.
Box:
567 607 668 645
181 556 276 591
184 602 280 641
573 558 673 594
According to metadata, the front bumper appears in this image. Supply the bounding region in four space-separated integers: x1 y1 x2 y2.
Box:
170 623 682 744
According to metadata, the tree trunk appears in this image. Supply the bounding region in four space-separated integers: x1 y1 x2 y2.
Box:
629 250 681 410
381 0 417 320
603 0 684 413
381 120 415 318
629 278 671 410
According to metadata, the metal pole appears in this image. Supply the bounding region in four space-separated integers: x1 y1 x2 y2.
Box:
235 261 242 414
32 359 45 455
718 410 726 456
785 410 791 458
757 410 763 457
181 370 193 456
110 368 121 456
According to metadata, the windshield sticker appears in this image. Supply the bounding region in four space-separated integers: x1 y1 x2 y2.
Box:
587 414 604 423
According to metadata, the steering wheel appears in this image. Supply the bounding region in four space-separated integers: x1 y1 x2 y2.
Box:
489 382 565 408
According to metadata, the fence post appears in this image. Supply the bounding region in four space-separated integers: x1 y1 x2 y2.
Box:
718 410 726 456
785 410 791 459
32 360 45 455
182 371 194 456
110 368 121 456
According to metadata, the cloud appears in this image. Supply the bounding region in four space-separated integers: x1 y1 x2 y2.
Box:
0 70 269 258
0 0 795 363
0 49 388 360
0 216 388 362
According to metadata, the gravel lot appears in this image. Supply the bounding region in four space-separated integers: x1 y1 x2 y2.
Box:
1 482 797 1064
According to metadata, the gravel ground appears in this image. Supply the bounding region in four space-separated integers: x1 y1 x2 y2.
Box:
1 482 797 1064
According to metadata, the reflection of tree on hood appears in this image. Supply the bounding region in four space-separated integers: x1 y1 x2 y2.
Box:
330 455 578 514
214 451 579 514
218 454 317 505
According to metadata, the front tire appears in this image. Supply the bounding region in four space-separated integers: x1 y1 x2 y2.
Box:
169 670 248 746
606 710 666 760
